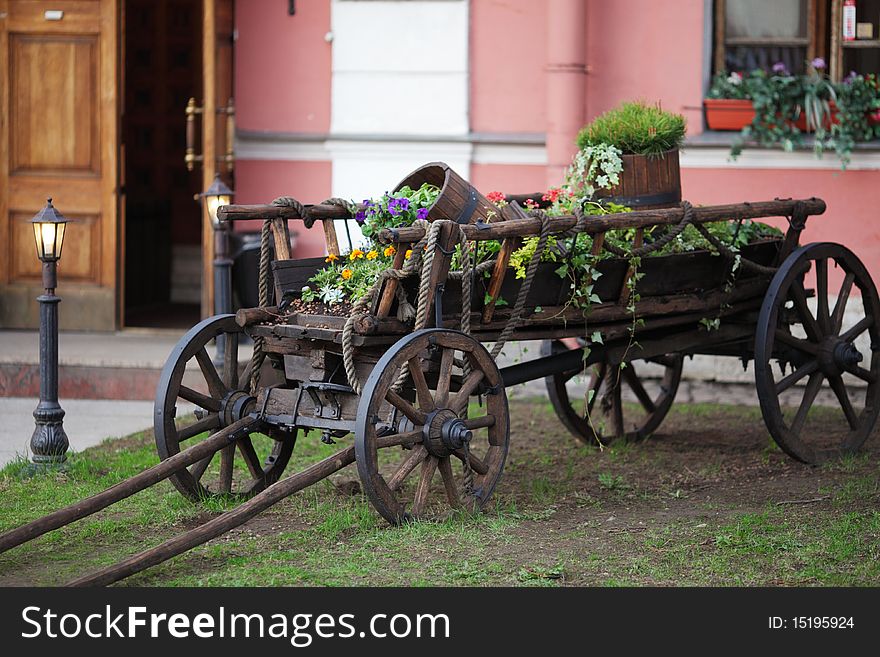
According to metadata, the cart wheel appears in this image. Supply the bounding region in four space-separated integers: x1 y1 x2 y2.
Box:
155 314 295 501
755 243 880 463
355 329 510 525
542 339 683 446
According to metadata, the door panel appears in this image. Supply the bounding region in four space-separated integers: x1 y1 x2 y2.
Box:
0 0 118 330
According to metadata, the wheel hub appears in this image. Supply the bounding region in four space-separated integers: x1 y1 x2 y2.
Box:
818 336 863 376
422 409 471 457
219 390 256 427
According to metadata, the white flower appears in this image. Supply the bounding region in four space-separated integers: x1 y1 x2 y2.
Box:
319 285 345 305
727 72 742 85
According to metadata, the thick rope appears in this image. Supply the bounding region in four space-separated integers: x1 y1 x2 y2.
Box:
603 201 695 258
693 223 779 276
249 216 275 394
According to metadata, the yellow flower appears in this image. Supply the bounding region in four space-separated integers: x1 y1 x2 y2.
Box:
349 249 364 261
325 253 338 263
341 269 353 280
383 245 396 257
405 249 413 259
366 250 378 260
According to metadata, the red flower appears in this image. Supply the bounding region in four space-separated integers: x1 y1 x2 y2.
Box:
486 191 506 203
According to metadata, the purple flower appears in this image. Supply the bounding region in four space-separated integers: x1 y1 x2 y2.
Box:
416 207 429 220
844 70 859 84
810 57 826 70
355 210 366 225
397 198 410 211
772 62 788 74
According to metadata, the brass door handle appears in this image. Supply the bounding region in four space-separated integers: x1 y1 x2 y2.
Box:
218 97 235 173
185 97 204 172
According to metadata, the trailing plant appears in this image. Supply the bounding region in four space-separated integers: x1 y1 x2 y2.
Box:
577 101 687 156
827 72 880 168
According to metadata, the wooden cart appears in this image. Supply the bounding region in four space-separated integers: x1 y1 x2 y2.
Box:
2 162 878 586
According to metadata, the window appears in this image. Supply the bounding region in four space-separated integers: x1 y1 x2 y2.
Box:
714 0 826 76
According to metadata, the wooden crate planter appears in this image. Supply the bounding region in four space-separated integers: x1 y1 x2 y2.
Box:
595 148 681 210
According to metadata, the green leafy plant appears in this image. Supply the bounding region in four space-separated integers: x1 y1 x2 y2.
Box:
577 101 687 156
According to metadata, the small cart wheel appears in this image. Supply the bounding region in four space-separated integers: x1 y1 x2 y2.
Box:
755 243 880 463
155 314 295 501
542 339 683 446
355 328 510 525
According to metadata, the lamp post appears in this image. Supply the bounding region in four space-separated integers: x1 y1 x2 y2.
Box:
29 198 70 467
202 174 234 362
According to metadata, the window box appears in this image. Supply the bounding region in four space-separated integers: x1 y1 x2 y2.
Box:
704 98 755 131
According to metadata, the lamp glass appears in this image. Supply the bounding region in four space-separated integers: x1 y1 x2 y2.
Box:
33 221 65 261
206 194 230 227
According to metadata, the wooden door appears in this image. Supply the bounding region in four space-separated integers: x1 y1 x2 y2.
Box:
0 0 119 330
198 0 234 317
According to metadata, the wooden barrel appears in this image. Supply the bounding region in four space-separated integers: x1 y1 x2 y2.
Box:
596 148 681 210
394 162 499 224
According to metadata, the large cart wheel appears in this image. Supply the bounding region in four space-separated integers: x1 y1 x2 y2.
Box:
155 314 295 500
355 329 510 525
542 339 683 446
755 243 880 463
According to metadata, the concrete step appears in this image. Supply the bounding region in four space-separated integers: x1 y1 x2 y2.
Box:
0 329 252 401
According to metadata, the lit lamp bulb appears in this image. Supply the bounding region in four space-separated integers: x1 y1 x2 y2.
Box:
203 174 234 228
30 198 68 262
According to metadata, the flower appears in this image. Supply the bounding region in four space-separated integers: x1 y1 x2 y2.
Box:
542 188 562 203
349 249 364 260
383 245 396 257
416 207 429 220
727 71 742 85
325 253 338 263
772 62 788 75
341 269 353 280
486 191 506 204
524 198 539 210
366 250 378 260
355 210 366 224
405 249 413 259
810 57 826 70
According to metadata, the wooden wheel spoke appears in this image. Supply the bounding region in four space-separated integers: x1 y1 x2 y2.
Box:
453 448 488 475
178 385 221 412
774 330 818 355
387 445 427 491
828 376 860 430
815 258 831 335
385 389 427 425
623 366 656 413
218 445 235 493
223 332 239 389
775 359 819 394
378 429 423 449
176 414 220 442
463 415 496 430
790 371 824 435
195 348 227 398
408 357 435 411
411 456 438 517
831 272 855 335
840 316 873 343
586 363 607 414
791 280 823 342
451 369 485 414
237 436 264 480
435 348 455 407
189 452 215 482
843 364 876 384
438 457 461 508
609 379 624 437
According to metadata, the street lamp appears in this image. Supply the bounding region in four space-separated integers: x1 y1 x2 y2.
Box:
29 198 70 466
201 174 234 362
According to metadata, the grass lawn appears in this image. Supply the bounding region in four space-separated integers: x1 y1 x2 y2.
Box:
0 399 877 586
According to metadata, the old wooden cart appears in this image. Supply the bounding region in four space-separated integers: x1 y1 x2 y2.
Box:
2 162 878 585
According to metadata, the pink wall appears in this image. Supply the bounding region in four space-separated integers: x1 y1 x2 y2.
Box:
470 0 546 133
586 1 705 133
235 0 331 134
471 163 546 197
683 167 880 290
234 160 332 258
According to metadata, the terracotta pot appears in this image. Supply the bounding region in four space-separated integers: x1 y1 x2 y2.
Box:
704 98 755 131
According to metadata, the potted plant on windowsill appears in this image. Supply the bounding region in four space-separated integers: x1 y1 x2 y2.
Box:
704 70 756 131
576 101 686 209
